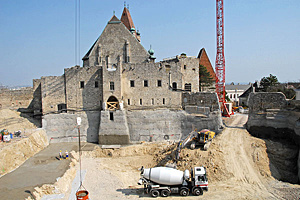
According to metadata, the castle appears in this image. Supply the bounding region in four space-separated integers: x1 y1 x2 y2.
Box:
1 7 222 144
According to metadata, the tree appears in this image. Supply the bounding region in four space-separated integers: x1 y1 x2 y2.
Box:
260 74 279 92
199 65 214 92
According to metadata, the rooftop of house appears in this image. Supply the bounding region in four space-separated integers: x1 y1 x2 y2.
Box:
225 84 251 91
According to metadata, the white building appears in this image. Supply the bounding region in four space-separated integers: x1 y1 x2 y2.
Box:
225 84 251 106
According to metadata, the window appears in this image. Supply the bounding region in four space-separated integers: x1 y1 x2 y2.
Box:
157 80 162 87
95 81 99 88
172 82 177 90
163 98 165 105
152 98 154 105
128 99 130 105
80 81 84 88
144 80 148 87
185 83 191 92
130 80 135 87
110 112 114 121
140 99 142 105
110 82 114 91
184 65 186 70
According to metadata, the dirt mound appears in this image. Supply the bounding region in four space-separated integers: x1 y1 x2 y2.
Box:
0 109 37 133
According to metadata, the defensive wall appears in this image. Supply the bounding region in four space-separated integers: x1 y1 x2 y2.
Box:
0 87 33 110
43 92 223 145
246 92 300 183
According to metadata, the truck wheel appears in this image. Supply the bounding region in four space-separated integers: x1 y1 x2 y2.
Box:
179 188 189 196
150 189 159 198
190 142 196 150
193 187 203 196
161 189 170 197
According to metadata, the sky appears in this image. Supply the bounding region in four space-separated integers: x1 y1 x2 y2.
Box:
1 0 299 87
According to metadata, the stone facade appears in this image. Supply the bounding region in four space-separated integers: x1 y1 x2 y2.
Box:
0 87 33 109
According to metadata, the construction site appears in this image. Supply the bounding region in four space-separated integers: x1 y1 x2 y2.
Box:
1 1 300 200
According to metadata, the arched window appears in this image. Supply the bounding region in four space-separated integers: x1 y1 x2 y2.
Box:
172 82 177 91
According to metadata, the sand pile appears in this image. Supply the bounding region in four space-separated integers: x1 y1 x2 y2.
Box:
0 109 37 133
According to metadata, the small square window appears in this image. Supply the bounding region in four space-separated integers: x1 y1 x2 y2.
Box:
110 82 114 91
130 80 135 87
95 81 99 88
157 80 162 87
80 81 84 88
144 80 148 87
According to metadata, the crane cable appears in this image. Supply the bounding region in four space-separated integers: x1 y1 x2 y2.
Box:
75 0 80 66
74 0 86 193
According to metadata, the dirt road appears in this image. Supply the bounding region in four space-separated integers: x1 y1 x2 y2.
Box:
207 114 279 199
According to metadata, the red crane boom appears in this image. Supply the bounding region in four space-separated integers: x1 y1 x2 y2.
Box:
215 0 230 116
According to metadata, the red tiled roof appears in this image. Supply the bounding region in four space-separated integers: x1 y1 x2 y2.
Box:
120 7 135 31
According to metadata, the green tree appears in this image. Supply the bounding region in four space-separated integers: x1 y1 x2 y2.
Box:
199 65 214 91
260 74 279 92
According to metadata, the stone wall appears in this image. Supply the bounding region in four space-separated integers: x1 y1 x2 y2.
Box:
182 92 220 111
41 76 66 114
42 111 100 143
126 109 222 142
247 92 300 182
65 66 103 111
0 87 33 109
98 108 222 144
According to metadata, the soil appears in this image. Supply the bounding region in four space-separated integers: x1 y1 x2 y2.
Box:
60 114 300 200
1 109 300 199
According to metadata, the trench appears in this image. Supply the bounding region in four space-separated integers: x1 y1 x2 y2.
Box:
247 126 299 184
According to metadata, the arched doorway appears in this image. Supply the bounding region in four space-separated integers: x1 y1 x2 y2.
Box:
106 96 119 111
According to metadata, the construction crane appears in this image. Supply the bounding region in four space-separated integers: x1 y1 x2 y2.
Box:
215 0 230 117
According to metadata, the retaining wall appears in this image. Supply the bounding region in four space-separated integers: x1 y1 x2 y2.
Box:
247 92 300 182
99 109 223 144
42 111 100 143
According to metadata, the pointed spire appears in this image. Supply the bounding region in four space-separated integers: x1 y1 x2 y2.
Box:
120 6 135 31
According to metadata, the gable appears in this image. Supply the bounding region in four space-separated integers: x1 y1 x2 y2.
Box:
83 19 149 66
198 48 216 81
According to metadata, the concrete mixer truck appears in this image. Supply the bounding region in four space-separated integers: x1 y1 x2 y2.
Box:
138 166 208 197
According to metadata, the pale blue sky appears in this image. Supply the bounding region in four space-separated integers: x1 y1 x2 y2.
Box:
1 0 299 86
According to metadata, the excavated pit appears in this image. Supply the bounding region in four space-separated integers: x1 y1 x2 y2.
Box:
248 126 299 184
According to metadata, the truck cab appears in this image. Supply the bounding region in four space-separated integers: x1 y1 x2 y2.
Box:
193 167 208 191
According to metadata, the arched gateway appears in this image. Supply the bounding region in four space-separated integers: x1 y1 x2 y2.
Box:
106 96 119 111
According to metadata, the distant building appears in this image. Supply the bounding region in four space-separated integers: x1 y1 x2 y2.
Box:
225 83 251 106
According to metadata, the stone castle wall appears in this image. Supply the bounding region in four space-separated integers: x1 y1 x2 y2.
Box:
41 76 66 114
247 92 300 182
65 66 103 111
0 87 33 109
